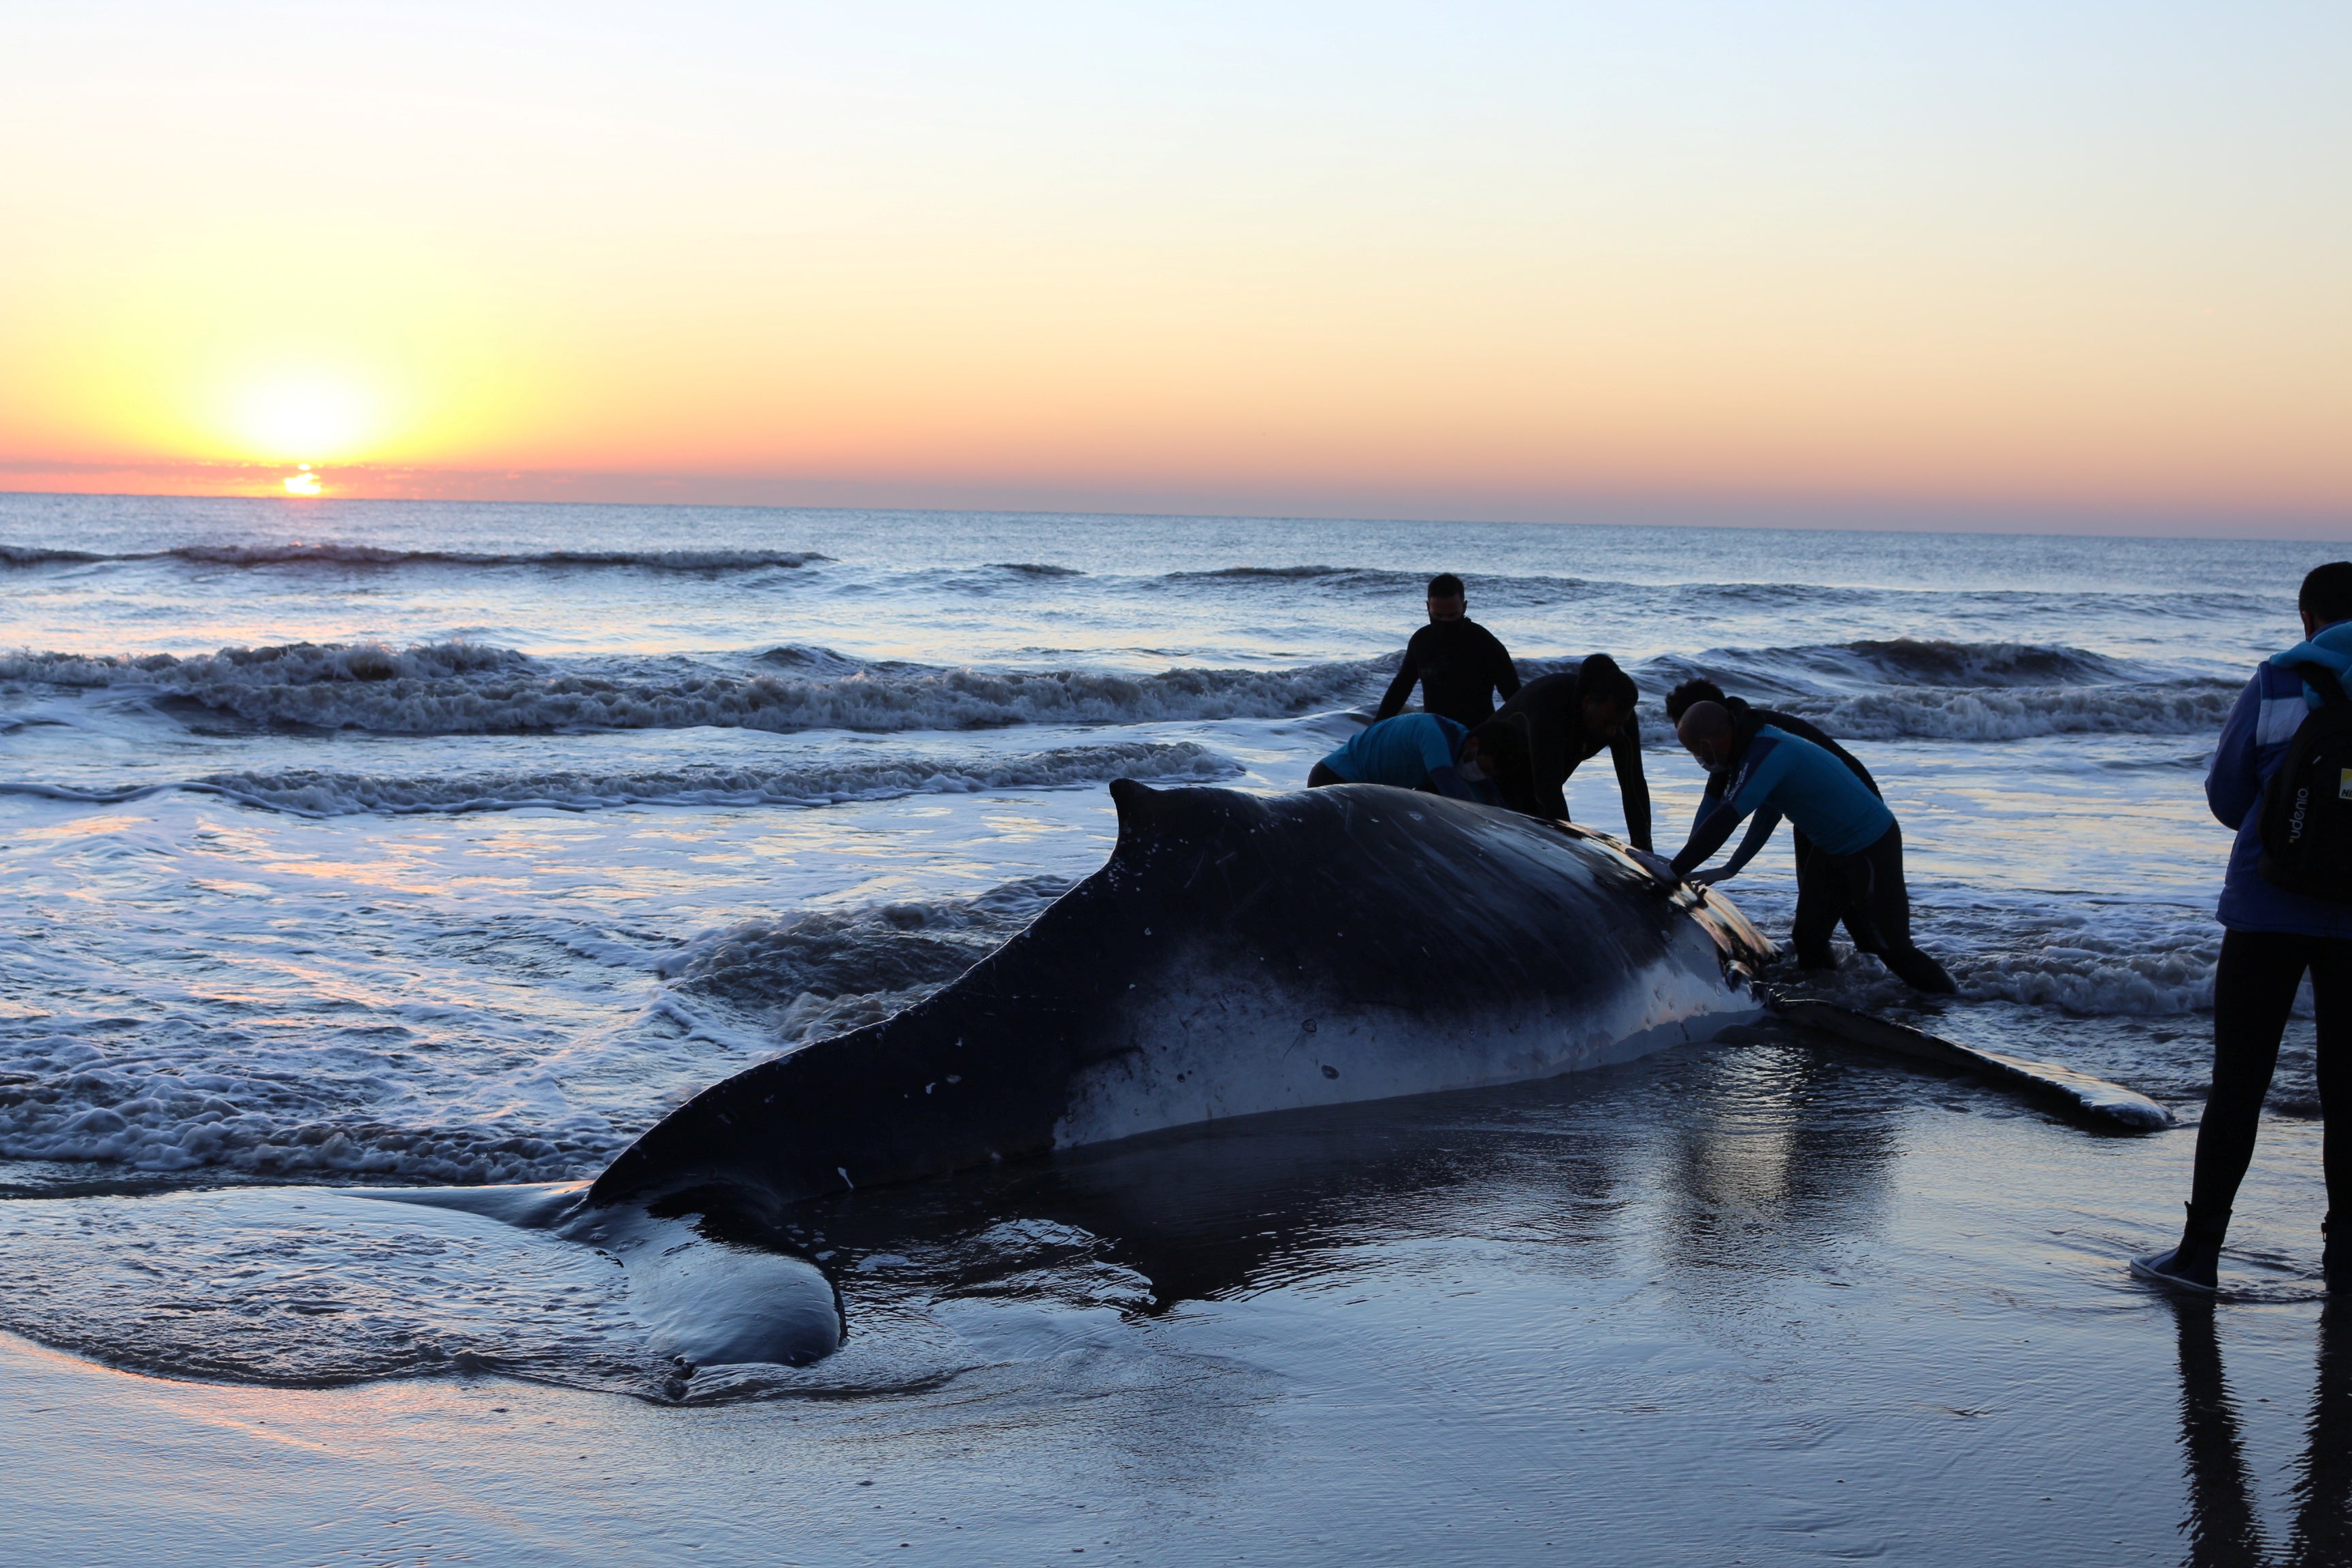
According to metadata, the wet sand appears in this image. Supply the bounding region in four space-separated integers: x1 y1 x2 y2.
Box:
4 1033 2338 1567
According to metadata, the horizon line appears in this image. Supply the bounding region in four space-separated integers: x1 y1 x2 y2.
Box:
3 478 2348 547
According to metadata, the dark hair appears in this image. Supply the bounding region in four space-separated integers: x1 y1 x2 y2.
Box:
1664 677 1725 723
2302 562 2352 627
1427 572 1465 600
1577 653 1637 713
1466 714 1538 815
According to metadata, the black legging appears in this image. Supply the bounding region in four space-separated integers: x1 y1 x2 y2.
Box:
2188 929 2352 1224
1790 822 1956 993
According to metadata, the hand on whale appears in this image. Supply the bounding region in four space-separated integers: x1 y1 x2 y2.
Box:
1627 847 1682 888
590 780 1778 1213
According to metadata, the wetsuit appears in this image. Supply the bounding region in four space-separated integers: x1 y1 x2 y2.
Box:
1375 618 1520 730
1694 698 1878 882
2180 622 2352 1259
1670 725 1954 993
1494 666 1652 849
1311 713 1499 806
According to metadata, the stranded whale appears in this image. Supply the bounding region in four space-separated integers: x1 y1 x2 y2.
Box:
590 779 1775 1211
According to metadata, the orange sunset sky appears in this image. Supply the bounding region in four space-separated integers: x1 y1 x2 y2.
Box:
3 2 2347 534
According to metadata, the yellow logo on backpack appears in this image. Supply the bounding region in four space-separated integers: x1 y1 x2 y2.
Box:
2342 768 2352 801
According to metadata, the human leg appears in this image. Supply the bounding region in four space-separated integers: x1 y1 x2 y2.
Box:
1856 825 1957 994
2142 930 2314 1290
1791 846 1865 969
2311 938 2352 1286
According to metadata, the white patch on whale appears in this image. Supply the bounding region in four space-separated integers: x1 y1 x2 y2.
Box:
1051 919 1752 1148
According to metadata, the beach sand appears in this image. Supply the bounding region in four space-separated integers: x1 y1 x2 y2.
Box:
2 1043 2334 1567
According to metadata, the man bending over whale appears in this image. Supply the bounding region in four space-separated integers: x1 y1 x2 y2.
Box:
1656 701 1956 994
1662 677 1878 889
1492 653 1652 847
1309 713 1535 813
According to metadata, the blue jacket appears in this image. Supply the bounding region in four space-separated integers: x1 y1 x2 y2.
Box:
2208 620 2352 938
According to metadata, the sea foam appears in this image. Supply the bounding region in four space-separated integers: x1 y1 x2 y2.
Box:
0 740 1239 817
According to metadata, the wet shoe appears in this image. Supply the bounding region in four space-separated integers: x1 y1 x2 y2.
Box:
2132 1245 2221 1294
2132 1202 2228 1294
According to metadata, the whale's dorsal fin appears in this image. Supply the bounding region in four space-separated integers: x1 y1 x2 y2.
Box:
1109 777 1268 858
1107 776 1156 819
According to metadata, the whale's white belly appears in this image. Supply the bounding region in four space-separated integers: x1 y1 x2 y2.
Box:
1051 920 1759 1149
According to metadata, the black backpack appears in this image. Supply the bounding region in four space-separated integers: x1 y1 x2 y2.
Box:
2258 662 2352 902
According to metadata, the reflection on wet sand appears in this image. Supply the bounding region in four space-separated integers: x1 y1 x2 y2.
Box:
1654 1041 1901 1279
796 1034 1906 1317
2172 1299 2352 1567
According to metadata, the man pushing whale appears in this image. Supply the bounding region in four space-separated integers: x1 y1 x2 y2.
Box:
1645 700 1957 994
1308 710 1538 815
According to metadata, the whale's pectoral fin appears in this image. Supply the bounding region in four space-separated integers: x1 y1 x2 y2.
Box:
1765 991 2170 1132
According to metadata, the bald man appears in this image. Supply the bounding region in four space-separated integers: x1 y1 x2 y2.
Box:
1662 701 1955 994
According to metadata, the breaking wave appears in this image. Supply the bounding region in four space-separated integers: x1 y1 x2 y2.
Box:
0 877 1059 1183
0 545 107 567
1629 638 2237 740
1950 911 2223 1019
1646 637 2136 692
1 543 827 572
2 640 1384 736
0 1027 628 1185
665 875 1073 1046
0 634 2240 744
1763 683 2236 742
0 741 1239 818
6 640 531 689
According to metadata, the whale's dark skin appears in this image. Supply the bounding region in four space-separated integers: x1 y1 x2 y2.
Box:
589 780 1774 1212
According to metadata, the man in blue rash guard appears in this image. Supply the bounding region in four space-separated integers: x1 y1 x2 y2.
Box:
1659 701 1957 994
1662 678 1879 889
1307 713 1533 812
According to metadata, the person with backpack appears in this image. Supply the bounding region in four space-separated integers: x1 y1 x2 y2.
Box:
2137 561 2352 1294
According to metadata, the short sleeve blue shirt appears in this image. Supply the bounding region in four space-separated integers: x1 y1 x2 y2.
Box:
1320 714 1467 788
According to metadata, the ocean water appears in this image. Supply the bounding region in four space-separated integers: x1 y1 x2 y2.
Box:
3 493 2347 1565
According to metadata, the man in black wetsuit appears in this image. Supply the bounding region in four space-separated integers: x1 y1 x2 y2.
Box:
1493 653 1651 849
1663 678 1878 889
1375 573 1520 730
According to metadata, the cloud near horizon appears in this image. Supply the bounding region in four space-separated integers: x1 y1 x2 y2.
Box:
2 3 2347 535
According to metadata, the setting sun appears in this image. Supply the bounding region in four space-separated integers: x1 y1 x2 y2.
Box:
232 377 373 463
281 464 323 496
